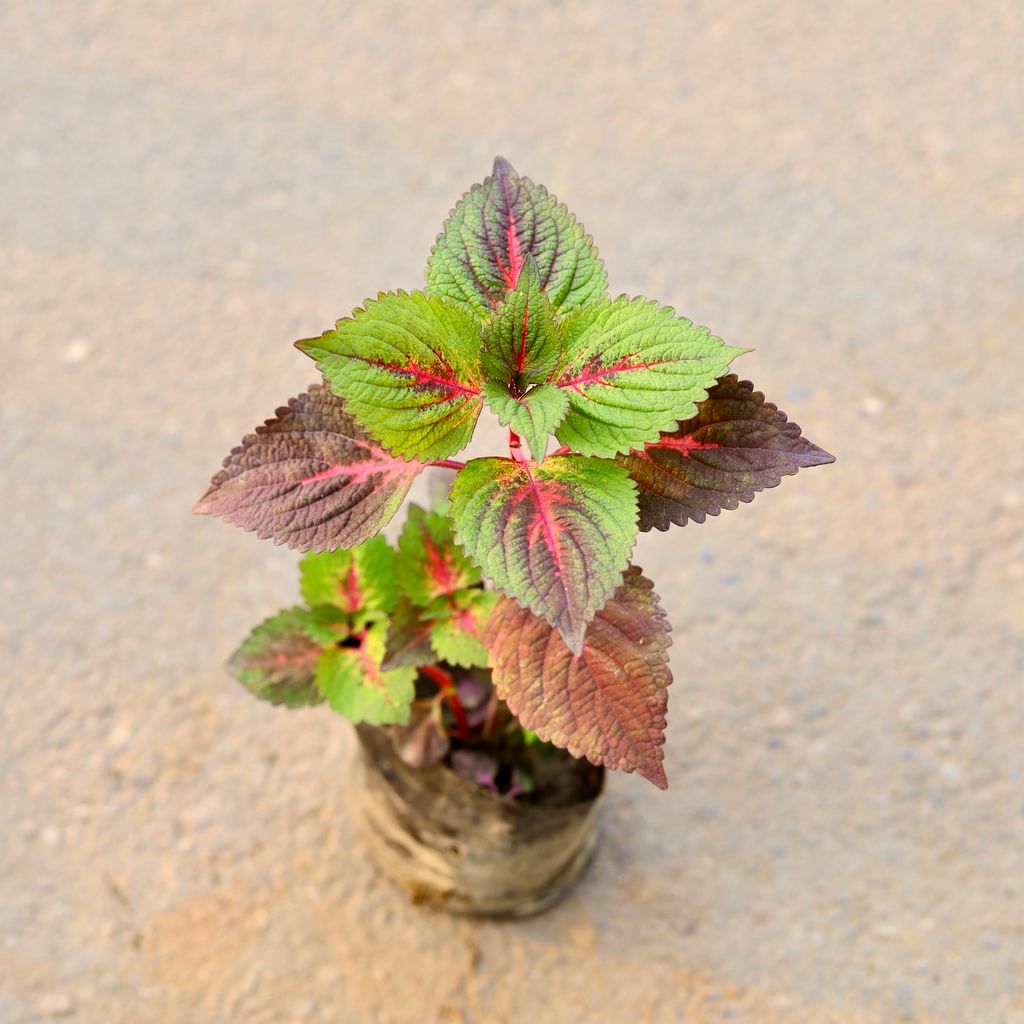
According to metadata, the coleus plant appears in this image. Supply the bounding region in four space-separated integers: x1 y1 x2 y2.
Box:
195 157 833 788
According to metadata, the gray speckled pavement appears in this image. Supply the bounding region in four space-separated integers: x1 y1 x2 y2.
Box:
2 3 1022 1022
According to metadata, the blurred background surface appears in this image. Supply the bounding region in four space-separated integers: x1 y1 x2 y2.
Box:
2 2 1022 1022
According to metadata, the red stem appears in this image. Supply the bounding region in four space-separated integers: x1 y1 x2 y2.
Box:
430 459 466 471
508 428 527 463
551 445 570 457
419 664 471 739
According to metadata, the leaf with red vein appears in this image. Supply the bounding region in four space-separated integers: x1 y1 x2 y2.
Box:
480 256 561 383
381 598 436 670
426 157 607 315
395 504 481 605
193 384 424 551
549 297 745 458
296 290 485 461
430 589 498 668
617 375 836 531
314 620 416 725
485 566 673 788
227 608 328 708
449 455 638 655
299 536 398 617
482 381 568 463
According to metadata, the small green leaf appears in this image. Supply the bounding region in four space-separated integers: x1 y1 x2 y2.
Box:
227 608 327 708
296 291 485 461
294 604 353 644
314 621 416 725
395 504 481 605
430 589 498 668
449 454 638 654
480 256 561 384
551 297 745 457
482 381 569 463
426 157 607 315
299 536 398 616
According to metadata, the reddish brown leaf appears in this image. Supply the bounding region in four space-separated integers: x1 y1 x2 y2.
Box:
194 384 424 551
618 375 835 531
485 566 673 788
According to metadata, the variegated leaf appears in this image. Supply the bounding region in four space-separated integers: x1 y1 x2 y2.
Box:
227 608 327 708
395 504 481 605
449 454 638 655
194 385 423 551
482 381 568 463
480 255 561 384
426 156 607 315
429 589 498 668
618 375 835 530
551 297 745 458
296 291 484 461
381 598 436 671
486 566 672 787
299 536 398 616
315 621 416 725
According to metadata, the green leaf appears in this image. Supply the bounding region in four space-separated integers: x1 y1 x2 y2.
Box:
193 385 425 552
449 454 638 655
618 375 836 530
486 566 673 788
293 604 353 644
314 621 416 725
550 297 745 457
480 256 561 384
395 504 481 605
227 608 327 708
430 589 498 668
482 381 568 463
426 157 607 315
296 291 485 461
299 536 398 616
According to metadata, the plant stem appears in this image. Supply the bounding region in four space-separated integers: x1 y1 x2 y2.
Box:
429 459 466 471
551 444 570 456
419 664 471 739
509 428 526 462
481 688 501 740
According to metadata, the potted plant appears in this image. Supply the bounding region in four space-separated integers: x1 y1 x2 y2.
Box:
194 157 833 916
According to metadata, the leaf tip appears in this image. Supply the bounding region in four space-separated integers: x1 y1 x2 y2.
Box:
642 761 669 790
563 627 586 658
492 155 516 179
192 490 214 516
806 443 836 467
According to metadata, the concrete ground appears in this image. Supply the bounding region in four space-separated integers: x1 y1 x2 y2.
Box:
2 2 1022 1021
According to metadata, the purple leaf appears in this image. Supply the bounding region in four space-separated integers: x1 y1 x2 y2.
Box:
617 375 835 531
450 749 501 794
194 384 425 551
394 703 451 769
